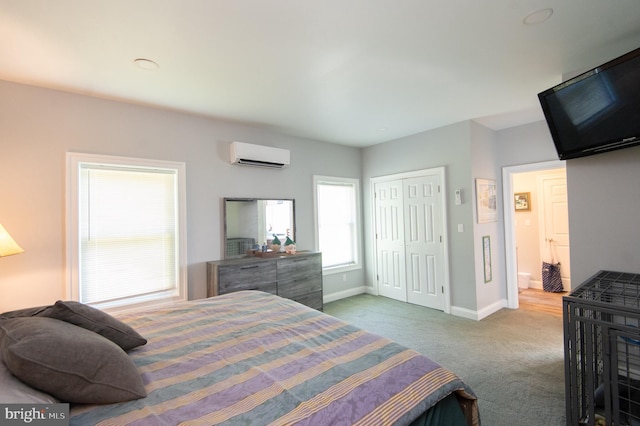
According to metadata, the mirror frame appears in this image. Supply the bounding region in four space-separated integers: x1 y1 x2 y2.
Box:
223 198 296 258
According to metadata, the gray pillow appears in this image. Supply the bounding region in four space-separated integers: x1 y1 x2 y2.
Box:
0 305 52 319
0 317 146 404
44 300 147 351
0 358 59 403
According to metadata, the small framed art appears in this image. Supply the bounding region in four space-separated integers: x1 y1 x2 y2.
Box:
514 192 531 211
482 235 492 283
475 178 497 223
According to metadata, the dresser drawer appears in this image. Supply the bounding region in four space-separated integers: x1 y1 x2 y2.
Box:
288 291 323 311
207 252 322 310
219 281 277 295
276 254 321 277
209 260 277 296
277 255 322 299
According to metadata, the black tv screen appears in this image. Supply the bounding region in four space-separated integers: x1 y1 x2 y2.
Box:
538 47 640 160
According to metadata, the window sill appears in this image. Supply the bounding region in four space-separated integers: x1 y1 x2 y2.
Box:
322 263 361 275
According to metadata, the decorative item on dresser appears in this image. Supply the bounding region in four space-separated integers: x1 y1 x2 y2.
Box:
207 251 323 310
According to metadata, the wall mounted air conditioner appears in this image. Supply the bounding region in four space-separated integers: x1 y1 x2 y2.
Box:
229 141 290 169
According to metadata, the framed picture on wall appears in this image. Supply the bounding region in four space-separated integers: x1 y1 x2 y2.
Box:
514 192 531 211
482 235 492 283
475 178 497 223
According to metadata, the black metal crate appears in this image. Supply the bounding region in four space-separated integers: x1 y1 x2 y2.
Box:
564 270 640 426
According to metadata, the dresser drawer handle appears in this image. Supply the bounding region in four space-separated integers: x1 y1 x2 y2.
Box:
240 265 260 270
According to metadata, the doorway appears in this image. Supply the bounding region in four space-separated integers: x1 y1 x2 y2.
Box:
502 160 570 310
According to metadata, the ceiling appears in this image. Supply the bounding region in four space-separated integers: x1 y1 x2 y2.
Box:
1 1 640 147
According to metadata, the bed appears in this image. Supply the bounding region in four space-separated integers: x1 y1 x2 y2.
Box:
1 291 479 425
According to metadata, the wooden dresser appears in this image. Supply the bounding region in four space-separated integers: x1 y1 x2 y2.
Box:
206 251 323 310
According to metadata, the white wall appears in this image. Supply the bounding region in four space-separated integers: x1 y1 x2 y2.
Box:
470 121 503 316
362 120 535 317
0 80 364 311
495 120 640 291
5 79 633 315
567 145 640 284
495 121 559 167
362 121 478 312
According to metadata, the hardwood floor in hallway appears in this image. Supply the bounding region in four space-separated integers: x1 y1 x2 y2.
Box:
519 288 566 317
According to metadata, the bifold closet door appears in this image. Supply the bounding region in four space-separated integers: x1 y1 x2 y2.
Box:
374 174 445 311
403 175 444 311
374 179 407 302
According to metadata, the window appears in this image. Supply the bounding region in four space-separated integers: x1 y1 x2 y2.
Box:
313 176 361 272
66 153 187 311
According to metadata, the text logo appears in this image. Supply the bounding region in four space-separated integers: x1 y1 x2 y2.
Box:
1 404 68 425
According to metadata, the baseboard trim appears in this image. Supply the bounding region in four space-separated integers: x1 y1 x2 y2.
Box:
451 299 508 321
528 280 543 290
323 286 367 304
477 299 508 320
449 306 478 320
325 288 509 321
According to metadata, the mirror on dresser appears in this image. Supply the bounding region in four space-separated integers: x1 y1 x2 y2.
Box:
223 198 295 258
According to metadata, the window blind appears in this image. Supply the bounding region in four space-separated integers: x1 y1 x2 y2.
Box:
316 181 358 269
79 164 178 304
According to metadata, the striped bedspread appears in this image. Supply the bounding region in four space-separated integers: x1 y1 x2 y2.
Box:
70 291 479 425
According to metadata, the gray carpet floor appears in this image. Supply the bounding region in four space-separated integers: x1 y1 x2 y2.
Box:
324 294 565 426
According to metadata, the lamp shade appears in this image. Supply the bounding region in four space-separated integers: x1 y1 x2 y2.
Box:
0 223 24 257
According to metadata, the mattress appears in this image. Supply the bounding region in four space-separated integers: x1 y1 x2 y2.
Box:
69 291 479 425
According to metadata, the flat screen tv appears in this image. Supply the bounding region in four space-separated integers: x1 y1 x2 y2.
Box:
538 47 640 160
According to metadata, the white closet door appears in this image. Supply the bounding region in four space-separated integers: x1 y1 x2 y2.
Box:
374 179 407 302
404 175 444 310
374 172 446 311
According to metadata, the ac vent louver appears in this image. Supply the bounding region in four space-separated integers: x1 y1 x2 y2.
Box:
230 142 290 169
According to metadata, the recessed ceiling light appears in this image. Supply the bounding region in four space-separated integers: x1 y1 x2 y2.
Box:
523 8 553 25
133 58 159 70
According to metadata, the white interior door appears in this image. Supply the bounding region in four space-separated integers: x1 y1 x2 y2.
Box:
540 174 572 290
404 175 444 310
374 180 407 302
373 171 447 311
